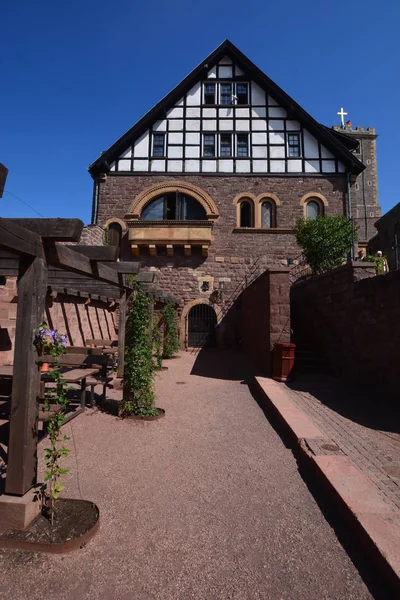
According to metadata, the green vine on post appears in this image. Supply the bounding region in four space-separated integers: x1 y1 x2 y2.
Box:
152 321 163 370
35 323 70 525
103 226 110 246
122 285 157 417
162 302 180 359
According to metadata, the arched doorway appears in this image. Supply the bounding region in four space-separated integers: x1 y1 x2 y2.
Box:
187 304 217 348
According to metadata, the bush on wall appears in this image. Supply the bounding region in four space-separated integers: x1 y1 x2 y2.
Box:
162 302 180 358
122 286 157 417
295 215 357 275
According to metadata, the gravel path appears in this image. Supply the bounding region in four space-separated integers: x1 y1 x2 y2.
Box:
0 350 381 599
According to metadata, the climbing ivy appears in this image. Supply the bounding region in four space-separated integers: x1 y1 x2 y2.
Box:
103 226 110 246
122 286 157 417
35 323 70 525
162 302 180 359
152 319 163 370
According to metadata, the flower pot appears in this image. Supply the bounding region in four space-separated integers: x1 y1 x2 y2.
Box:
40 362 49 373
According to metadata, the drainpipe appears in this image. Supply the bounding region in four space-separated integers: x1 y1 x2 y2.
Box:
347 171 355 259
91 179 100 224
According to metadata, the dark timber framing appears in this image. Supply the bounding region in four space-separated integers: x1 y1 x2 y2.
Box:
88 40 365 180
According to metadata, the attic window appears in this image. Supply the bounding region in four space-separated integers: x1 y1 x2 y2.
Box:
287 134 301 157
236 83 248 105
220 83 232 105
204 83 216 105
152 133 165 158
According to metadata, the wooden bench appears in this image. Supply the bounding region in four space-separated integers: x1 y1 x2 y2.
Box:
43 352 111 407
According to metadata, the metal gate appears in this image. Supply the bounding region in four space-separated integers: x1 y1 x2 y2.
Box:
187 304 217 348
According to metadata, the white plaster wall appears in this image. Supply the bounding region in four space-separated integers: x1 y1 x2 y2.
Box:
113 67 345 175
133 132 149 157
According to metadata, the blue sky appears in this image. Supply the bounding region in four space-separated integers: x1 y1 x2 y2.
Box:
1 0 398 223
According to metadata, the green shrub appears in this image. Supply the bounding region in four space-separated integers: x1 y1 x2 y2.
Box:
122 288 157 417
295 215 356 275
163 302 180 358
364 254 387 275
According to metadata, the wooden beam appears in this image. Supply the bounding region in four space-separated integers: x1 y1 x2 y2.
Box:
137 272 155 283
71 245 119 261
45 242 120 285
9 218 84 242
117 289 132 378
0 218 44 258
6 256 48 496
103 261 140 274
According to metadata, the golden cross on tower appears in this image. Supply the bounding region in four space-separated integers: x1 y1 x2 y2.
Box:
337 107 348 128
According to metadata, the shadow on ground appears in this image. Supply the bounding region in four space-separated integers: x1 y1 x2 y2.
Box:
190 346 264 381
287 373 400 436
248 375 393 600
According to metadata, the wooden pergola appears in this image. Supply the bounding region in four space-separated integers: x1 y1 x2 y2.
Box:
0 217 147 499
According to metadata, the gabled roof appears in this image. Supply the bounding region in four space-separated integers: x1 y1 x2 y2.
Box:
88 40 365 177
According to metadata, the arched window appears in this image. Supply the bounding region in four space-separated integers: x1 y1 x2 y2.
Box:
306 200 322 220
108 222 122 255
240 200 253 227
261 200 274 228
141 192 207 221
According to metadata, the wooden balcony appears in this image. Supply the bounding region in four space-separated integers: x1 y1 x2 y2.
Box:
127 220 213 256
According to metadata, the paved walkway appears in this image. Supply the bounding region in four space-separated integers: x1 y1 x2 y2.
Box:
1 351 382 599
286 374 400 511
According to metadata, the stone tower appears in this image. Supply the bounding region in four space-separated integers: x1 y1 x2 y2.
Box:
333 125 381 244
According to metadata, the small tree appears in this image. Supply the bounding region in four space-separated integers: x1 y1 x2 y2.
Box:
295 215 356 275
122 287 157 417
162 302 180 358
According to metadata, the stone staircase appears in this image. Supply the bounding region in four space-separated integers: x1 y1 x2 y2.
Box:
291 338 331 375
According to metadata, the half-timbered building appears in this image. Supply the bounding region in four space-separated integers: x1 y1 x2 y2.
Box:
88 40 381 348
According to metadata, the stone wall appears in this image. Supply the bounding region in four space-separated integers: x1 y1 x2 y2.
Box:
78 224 104 246
97 173 346 345
239 268 290 374
0 278 117 366
291 263 400 396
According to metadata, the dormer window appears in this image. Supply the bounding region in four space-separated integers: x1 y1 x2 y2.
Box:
204 83 216 105
152 133 165 157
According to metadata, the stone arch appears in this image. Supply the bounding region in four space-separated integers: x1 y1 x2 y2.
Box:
180 298 222 347
126 181 219 220
232 193 257 228
255 193 281 228
299 192 329 217
103 217 127 231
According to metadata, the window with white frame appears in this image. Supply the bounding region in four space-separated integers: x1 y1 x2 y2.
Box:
203 82 249 106
220 83 232 105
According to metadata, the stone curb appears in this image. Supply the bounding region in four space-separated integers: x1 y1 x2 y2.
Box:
253 376 400 595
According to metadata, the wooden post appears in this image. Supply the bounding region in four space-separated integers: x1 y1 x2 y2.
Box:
6 256 48 496
117 290 130 379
